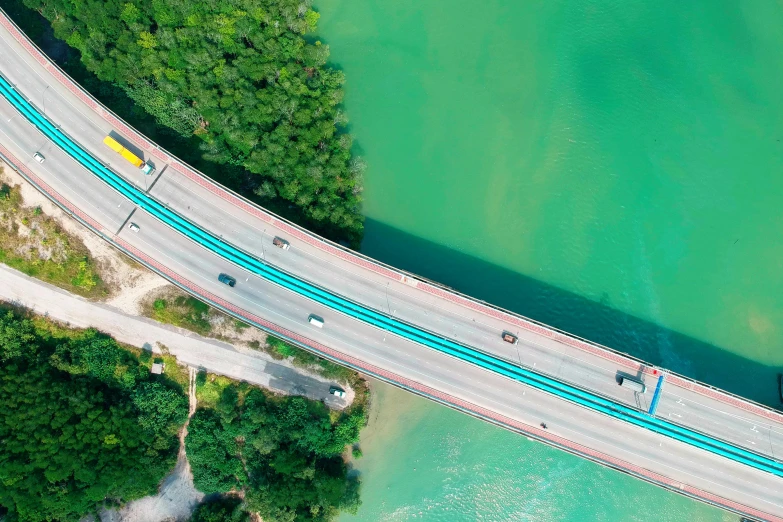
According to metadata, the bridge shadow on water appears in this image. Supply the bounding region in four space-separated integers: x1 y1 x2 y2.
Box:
362 219 782 408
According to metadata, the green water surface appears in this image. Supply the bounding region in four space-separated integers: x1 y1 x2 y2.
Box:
314 0 783 520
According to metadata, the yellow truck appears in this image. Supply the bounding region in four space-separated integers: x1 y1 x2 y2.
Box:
103 136 154 175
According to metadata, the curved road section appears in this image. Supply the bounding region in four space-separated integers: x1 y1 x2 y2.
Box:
0 10 780 520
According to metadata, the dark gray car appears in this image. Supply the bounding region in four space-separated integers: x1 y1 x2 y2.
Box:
218 273 236 287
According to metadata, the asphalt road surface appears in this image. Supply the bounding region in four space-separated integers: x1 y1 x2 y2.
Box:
0 13 781 520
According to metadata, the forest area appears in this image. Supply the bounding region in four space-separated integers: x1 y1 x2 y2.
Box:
8 0 365 246
0 308 188 521
0 308 367 521
187 374 366 521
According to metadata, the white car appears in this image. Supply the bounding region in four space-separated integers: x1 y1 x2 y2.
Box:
33 152 45 163
329 386 346 398
128 222 140 232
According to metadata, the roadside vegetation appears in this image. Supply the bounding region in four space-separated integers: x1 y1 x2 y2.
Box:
188 370 367 521
0 300 370 521
143 287 368 390
10 0 365 246
0 306 188 521
141 287 255 338
147 293 214 336
0 174 107 297
265 335 358 385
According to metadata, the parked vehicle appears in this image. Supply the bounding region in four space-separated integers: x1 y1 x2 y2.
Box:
103 135 155 175
33 152 45 163
308 314 324 328
618 375 646 394
273 237 290 250
127 222 140 232
218 273 236 287
502 331 519 345
329 386 346 398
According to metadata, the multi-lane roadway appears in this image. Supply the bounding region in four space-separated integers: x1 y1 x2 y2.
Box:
0 10 781 520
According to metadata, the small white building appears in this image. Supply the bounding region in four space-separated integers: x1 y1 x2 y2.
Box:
151 362 165 375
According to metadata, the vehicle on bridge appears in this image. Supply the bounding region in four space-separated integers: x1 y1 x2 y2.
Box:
502 331 519 344
308 314 324 328
103 135 155 175
273 236 290 250
218 273 236 287
619 375 646 394
33 151 45 163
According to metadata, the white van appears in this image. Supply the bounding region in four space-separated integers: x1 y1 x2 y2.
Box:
618 376 646 394
308 314 324 328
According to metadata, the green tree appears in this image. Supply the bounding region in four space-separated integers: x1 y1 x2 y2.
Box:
0 311 37 361
186 409 247 493
192 496 249 522
132 381 189 436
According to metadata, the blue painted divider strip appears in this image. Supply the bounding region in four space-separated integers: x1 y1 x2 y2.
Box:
2 74 782 477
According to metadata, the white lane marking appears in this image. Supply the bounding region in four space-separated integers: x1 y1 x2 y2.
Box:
9 95 778 460
2 35 119 141
666 392 783 440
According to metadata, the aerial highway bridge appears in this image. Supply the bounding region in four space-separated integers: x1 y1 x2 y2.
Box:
0 10 781 521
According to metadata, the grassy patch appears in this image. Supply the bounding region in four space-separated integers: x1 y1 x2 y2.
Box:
144 293 214 336
148 350 191 391
195 371 237 410
233 319 250 332
0 179 107 297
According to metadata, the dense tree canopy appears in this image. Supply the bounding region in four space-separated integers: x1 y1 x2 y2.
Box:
0 311 188 521
186 385 364 521
23 0 365 243
192 496 249 522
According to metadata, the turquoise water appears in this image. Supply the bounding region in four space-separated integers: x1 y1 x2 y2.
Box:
313 0 783 520
343 383 732 522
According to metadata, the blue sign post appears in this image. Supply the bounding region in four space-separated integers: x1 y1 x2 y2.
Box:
648 374 666 417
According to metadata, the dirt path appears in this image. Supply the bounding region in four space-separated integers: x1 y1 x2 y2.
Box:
0 263 355 407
